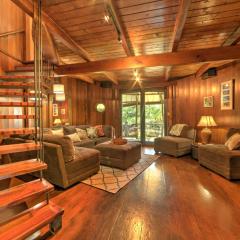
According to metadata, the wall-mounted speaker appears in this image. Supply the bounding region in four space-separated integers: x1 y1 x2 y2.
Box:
100 81 113 88
202 67 217 79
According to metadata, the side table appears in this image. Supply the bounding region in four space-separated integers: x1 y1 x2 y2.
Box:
191 143 202 160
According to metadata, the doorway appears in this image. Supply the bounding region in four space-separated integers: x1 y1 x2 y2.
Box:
121 90 165 144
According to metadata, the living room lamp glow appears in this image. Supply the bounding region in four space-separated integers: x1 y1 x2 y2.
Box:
197 116 217 144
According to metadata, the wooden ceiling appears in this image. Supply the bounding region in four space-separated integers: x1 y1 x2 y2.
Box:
15 0 240 83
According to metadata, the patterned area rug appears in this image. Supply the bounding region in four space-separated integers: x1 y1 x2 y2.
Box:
82 154 159 193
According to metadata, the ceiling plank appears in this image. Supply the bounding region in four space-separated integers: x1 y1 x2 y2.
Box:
11 0 118 84
195 24 240 78
56 45 240 75
223 25 240 46
165 0 191 81
105 0 132 56
11 0 91 62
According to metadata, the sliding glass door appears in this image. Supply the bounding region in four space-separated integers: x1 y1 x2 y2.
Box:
121 92 141 141
144 91 165 143
121 90 165 143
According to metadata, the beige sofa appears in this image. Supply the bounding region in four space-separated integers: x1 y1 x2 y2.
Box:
43 135 100 188
1 134 101 189
199 128 240 180
154 125 196 157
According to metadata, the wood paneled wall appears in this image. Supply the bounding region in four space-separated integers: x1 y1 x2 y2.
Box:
0 0 26 74
169 62 240 143
59 78 121 136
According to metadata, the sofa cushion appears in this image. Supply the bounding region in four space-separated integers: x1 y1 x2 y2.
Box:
63 126 76 135
225 133 240 150
156 136 192 149
43 135 75 163
103 125 113 138
51 128 64 136
87 127 98 138
199 144 240 157
74 139 95 148
65 147 100 179
76 128 88 140
227 128 240 140
67 133 81 142
94 125 105 137
95 137 111 145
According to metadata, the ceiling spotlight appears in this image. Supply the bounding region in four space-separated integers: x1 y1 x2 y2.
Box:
118 35 122 43
136 76 140 82
133 69 138 77
104 15 110 23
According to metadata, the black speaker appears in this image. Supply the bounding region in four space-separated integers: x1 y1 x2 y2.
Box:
100 81 113 88
202 67 217 79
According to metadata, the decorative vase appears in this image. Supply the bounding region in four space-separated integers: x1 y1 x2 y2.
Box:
201 128 212 144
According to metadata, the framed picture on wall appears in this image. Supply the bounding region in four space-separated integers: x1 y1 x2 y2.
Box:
221 80 234 110
53 104 58 116
203 96 214 108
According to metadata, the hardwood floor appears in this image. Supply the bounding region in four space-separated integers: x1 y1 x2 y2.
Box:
50 147 240 240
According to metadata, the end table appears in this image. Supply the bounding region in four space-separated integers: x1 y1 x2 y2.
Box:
191 143 202 160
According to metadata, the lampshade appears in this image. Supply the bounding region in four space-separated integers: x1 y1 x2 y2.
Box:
197 116 217 127
53 118 61 125
55 93 65 101
53 84 64 94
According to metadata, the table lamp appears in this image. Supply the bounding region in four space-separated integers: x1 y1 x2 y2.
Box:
197 116 217 144
53 118 62 126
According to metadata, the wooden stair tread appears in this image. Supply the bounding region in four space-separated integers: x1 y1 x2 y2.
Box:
0 75 33 80
0 128 35 136
0 82 49 89
0 159 47 180
0 90 35 97
0 179 53 209
0 143 40 155
0 102 35 107
0 115 35 119
0 202 63 240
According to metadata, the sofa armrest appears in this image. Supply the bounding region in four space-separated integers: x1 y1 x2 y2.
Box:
43 142 69 188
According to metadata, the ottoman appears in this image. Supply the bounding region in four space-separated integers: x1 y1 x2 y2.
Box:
95 141 142 170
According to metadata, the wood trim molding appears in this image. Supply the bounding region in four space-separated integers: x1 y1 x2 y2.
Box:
56 45 240 75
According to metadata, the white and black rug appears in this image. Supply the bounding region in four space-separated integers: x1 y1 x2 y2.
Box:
82 154 159 193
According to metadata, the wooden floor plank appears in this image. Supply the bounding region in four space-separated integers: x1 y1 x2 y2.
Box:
49 149 240 240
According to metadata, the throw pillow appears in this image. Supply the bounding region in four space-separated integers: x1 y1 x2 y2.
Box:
67 133 81 142
94 125 105 137
225 133 240 150
51 128 64 136
76 128 89 140
86 127 98 138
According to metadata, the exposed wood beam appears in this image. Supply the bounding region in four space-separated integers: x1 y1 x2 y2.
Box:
69 75 94 84
102 72 118 85
105 0 132 56
56 45 240 75
165 0 191 81
195 24 240 78
11 0 118 85
195 63 212 78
